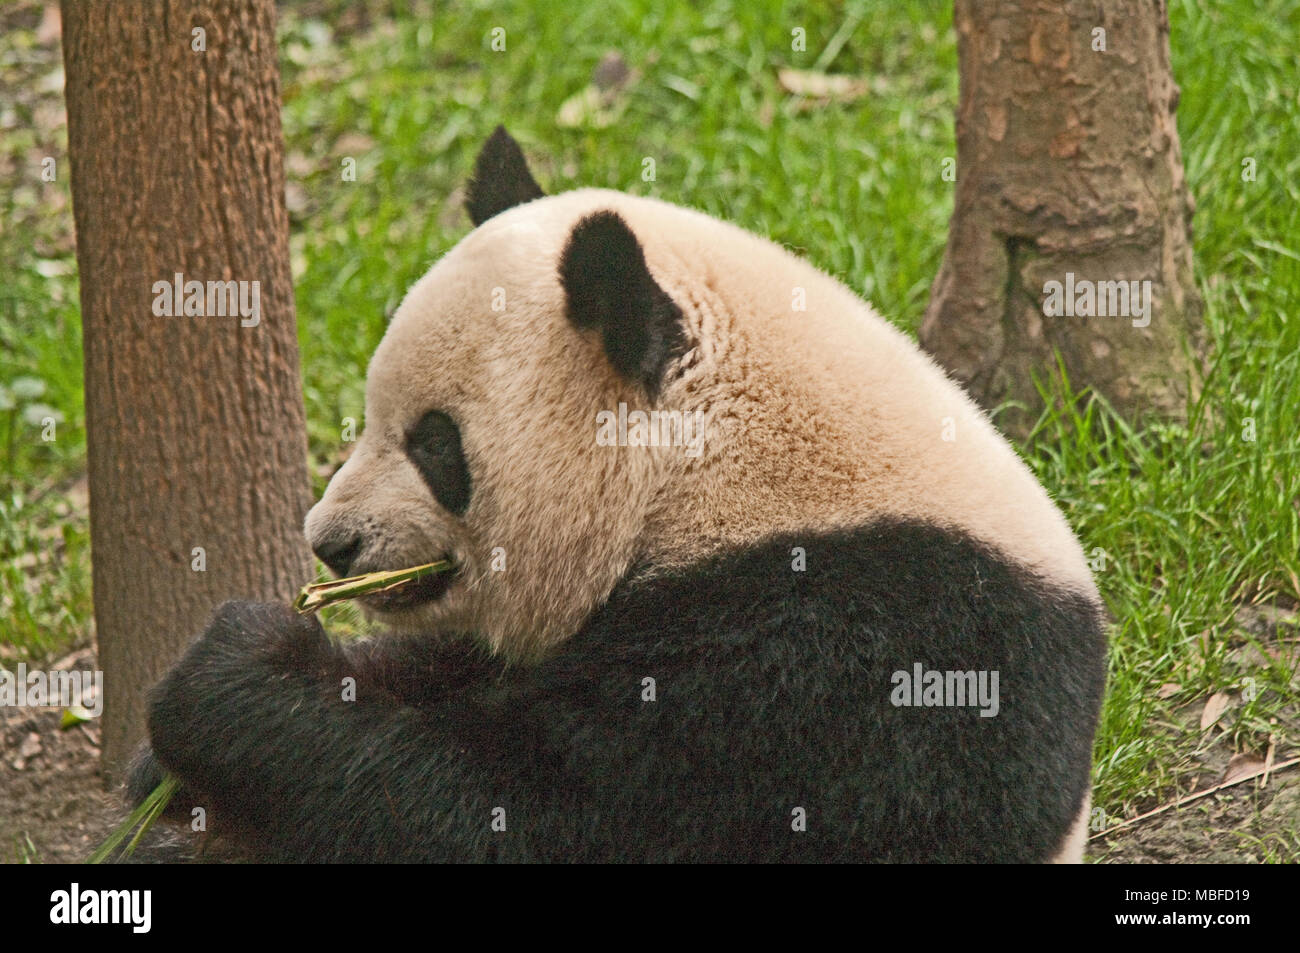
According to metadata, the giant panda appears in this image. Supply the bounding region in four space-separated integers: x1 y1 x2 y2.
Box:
129 126 1107 863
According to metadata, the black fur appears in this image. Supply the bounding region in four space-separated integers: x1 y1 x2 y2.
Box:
133 520 1106 862
464 126 545 226
311 531 361 578
405 409 472 516
559 211 687 396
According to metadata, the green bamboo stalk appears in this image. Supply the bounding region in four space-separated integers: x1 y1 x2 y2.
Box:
292 560 455 614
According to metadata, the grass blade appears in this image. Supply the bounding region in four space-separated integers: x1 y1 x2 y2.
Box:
88 773 180 864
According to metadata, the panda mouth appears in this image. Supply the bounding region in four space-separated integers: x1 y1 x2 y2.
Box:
360 563 456 611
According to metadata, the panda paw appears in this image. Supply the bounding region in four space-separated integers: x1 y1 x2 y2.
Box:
124 743 194 820
168 600 333 675
144 601 336 788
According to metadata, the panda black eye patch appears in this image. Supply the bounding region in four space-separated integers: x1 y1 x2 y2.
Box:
404 410 472 516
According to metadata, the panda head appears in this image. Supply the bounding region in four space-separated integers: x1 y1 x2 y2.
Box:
305 127 706 659
306 128 1097 660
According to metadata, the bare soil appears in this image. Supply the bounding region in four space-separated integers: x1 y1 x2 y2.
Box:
0 647 122 864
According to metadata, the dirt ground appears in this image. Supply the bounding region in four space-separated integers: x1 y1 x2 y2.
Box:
1089 606 1300 864
1090 713 1300 864
0 647 123 864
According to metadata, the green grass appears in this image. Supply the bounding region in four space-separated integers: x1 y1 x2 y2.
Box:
1229 827 1300 864
279 0 957 462
1 0 1297 833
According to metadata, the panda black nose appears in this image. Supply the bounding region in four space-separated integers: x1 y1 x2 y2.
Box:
312 532 363 578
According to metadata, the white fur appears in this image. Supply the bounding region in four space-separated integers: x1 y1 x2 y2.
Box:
307 189 1100 663
1050 794 1092 863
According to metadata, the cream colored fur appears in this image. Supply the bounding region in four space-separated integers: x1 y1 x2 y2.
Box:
306 188 1101 665
1050 794 1092 863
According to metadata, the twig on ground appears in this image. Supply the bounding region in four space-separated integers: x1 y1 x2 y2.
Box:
1091 754 1300 840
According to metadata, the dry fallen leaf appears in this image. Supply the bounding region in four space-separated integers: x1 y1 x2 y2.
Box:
1221 752 1266 785
593 51 630 91
1199 691 1232 730
1156 682 1181 699
557 52 635 129
334 132 375 155
12 731 43 770
285 181 310 217
557 86 623 129
777 68 870 102
37 4 62 46
19 732 42 759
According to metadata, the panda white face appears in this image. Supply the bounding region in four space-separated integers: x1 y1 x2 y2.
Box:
305 128 1097 661
305 177 671 658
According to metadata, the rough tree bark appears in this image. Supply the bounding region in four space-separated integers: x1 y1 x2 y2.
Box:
61 0 311 780
920 0 1202 433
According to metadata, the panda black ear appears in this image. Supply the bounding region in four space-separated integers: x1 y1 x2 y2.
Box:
465 126 546 226
559 211 686 397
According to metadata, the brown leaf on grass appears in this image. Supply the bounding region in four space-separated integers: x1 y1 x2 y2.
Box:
592 52 630 91
1156 682 1181 699
334 132 375 156
284 151 317 178
557 52 636 129
1199 691 1232 730
557 86 624 129
777 68 869 102
1221 753 1266 785
37 4 61 46
285 181 310 218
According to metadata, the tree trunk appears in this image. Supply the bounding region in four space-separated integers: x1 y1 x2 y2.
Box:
61 0 312 780
920 0 1202 434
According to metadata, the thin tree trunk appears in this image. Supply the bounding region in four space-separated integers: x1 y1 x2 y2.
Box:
61 0 311 780
921 0 1202 434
